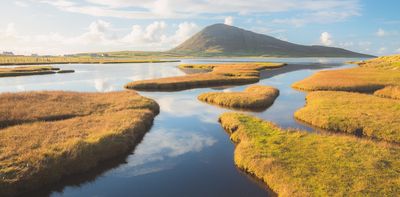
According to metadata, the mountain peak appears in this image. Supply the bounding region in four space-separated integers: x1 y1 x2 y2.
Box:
170 24 372 57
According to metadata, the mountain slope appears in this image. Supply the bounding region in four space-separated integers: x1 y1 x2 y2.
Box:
170 24 373 57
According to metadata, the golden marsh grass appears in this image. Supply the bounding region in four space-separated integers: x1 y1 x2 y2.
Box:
125 62 285 91
0 66 75 77
292 55 400 92
295 91 400 143
0 91 159 196
198 85 279 110
292 67 400 92
219 112 400 196
374 86 400 100
359 54 400 69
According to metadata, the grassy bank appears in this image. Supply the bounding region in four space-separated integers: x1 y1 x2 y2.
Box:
0 91 159 196
0 66 74 77
198 85 279 110
292 55 400 92
374 86 400 99
178 62 285 70
0 56 179 65
125 62 285 91
359 54 400 69
219 112 400 196
292 67 400 92
295 91 400 143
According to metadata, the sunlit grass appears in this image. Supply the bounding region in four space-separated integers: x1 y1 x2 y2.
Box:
198 85 279 110
0 91 159 196
295 91 400 143
219 112 400 196
292 54 400 92
292 67 400 92
374 86 400 100
125 62 285 91
359 54 400 69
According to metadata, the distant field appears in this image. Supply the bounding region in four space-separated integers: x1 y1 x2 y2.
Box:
219 112 400 196
0 91 159 196
0 56 179 65
125 62 285 91
198 85 279 110
0 66 74 77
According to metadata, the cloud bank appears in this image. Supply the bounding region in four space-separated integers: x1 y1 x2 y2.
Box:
0 20 200 55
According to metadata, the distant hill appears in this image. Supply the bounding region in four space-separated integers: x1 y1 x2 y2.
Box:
170 24 373 57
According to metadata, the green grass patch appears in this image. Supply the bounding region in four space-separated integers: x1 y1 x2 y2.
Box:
0 91 159 196
198 85 279 110
219 112 400 196
295 91 400 143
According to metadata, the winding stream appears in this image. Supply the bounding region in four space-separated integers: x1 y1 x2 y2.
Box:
0 58 362 197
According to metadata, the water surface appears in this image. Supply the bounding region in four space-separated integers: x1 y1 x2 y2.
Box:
0 58 363 197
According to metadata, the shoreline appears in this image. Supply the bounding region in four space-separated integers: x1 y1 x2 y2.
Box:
0 60 180 66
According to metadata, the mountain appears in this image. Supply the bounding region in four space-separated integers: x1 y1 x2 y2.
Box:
170 24 373 57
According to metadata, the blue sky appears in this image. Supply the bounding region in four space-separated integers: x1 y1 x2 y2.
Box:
0 0 399 55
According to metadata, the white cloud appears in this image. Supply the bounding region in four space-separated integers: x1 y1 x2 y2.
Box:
376 28 385 37
172 22 200 42
89 20 111 34
15 1 28 7
5 23 16 36
0 20 200 55
224 16 234 26
375 28 399 37
396 48 400 53
320 32 333 46
121 21 198 46
36 0 361 22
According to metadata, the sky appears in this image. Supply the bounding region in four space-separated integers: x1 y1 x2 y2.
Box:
0 0 399 56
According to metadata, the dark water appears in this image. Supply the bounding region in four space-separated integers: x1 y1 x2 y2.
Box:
0 58 363 197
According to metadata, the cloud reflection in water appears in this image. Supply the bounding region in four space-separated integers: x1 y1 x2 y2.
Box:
94 79 115 92
111 129 217 177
